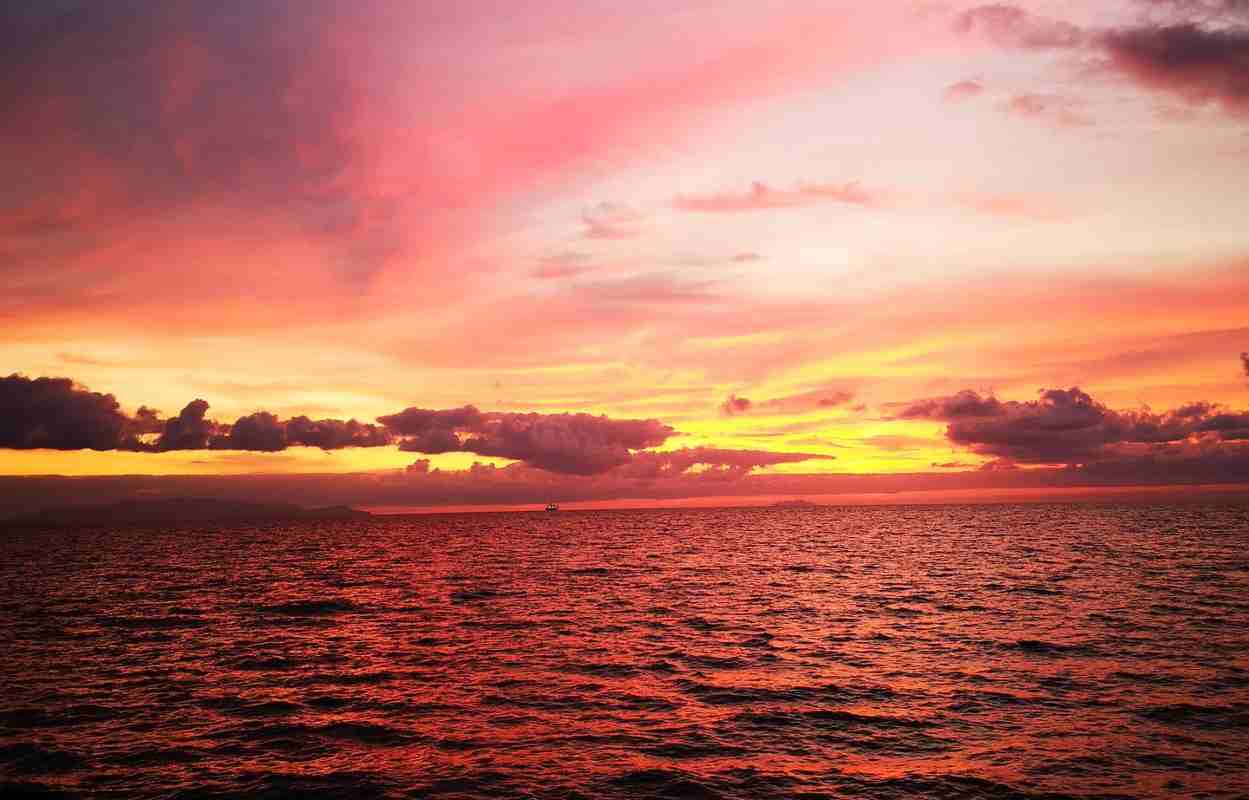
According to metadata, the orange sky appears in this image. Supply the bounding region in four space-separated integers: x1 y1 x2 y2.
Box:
2 1 1248 506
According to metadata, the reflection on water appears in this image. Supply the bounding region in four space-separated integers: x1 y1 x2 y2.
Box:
2 503 1248 798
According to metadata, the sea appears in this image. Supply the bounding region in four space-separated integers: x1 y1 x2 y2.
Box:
2 502 1248 799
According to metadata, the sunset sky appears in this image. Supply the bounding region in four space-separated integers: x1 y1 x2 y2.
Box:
3 0 1248 509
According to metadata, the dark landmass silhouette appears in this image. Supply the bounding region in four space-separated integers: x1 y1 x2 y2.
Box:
770 498 821 508
0 497 371 528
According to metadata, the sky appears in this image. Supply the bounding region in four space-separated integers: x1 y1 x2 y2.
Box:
2 0 1248 511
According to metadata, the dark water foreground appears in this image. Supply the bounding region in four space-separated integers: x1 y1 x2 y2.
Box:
2 503 1248 799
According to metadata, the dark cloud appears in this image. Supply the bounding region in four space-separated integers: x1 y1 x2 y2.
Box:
285 416 392 450
0 373 135 450
899 386 1249 465
376 406 485 436
459 413 675 475
1242 351 1249 376
377 405 479 454
0 374 680 472
156 399 221 451
218 411 286 452
1103 24 1249 115
131 406 164 435
396 428 464 454
371 402 683 473
898 389 1003 419
952 4 1249 117
953 5 1085 50
720 394 752 415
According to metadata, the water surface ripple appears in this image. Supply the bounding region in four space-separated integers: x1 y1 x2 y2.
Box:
2 503 1248 798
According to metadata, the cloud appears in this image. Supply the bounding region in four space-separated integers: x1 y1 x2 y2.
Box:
0 373 139 450
1103 24 1249 116
4 2 936 336
379 403 683 474
616 447 833 479
284 416 392 450
1 374 393 454
581 203 643 240
218 411 287 452
533 252 594 280
155 399 222 451
376 406 486 437
943 79 985 103
898 386 1249 464
818 391 856 408
897 389 1003 419
675 180 878 213
952 4 1249 118
1133 0 1249 26
131 406 164 435
1241 351 1249 376
953 5 1085 50
459 413 675 475
720 394 753 415
0 374 684 472
380 404 680 473
1001 93 1095 127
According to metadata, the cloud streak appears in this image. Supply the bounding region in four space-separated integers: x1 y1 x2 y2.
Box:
953 4 1085 50
675 181 878 213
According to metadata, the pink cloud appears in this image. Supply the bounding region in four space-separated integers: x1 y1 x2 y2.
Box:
675 180 880 213
581 203 644 240
1001 93 1095 127
943 79 985 103
1 3 948 335
953 4 1085 50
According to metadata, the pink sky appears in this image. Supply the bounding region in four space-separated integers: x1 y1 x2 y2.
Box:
1 0 1247 509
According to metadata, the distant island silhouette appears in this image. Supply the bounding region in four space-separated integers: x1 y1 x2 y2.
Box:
769 499 821 508
1 497 371 528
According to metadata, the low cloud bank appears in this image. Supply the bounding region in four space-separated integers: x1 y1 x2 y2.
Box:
897 385 1249 466
1 373 834 477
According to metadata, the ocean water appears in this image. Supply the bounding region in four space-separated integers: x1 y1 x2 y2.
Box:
2 503 1248 799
